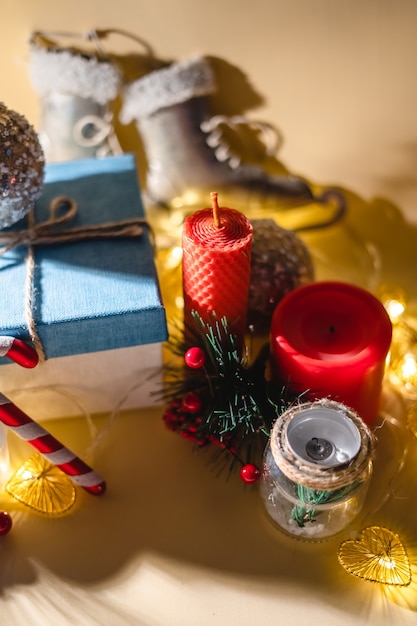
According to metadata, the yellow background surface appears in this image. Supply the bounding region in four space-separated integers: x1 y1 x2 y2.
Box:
1 2 417 625
2 0 417 223
1 400 416 626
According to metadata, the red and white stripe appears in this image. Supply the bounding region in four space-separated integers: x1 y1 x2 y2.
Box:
0 393 106 495
0 336 39 368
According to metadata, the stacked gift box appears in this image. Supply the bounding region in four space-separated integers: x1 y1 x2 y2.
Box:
0 153 168 421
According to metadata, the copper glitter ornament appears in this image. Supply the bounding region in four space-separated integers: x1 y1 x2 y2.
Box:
0 102 45 229
247 219 314 332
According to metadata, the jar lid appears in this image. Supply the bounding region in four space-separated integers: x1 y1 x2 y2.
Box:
286 407 361 469
270 399 374 490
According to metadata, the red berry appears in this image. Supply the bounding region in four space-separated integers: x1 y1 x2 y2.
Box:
182 391 202 413
240 464 261 484
0 511 12 535
184 347 206 369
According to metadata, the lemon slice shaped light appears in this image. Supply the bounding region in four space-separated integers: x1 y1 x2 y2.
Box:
6 453 76 514
338 526 411 586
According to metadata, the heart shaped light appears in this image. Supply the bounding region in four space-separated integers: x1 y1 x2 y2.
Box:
338 526 411 586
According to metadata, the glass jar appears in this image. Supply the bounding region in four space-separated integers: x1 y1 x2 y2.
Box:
261 399 374 541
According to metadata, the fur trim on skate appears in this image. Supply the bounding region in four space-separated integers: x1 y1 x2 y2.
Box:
28 46 121 104
120 56 216 123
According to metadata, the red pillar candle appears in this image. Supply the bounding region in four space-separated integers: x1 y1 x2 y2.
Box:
270 281 392 426
182 193 252 342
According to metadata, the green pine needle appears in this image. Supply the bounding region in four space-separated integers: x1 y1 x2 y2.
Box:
160 310 296 475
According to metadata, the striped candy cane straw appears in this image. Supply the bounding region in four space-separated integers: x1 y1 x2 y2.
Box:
0 393 106 495
0 336 39 368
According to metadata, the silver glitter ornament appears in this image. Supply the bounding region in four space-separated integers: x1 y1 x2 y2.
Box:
248 219 314 332
0 102 45 229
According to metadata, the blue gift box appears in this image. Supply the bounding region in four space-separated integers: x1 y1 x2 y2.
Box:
0 154 168 419
0 153 167 357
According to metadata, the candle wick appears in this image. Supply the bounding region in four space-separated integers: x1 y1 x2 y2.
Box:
210 191 221 228
329 325 335 333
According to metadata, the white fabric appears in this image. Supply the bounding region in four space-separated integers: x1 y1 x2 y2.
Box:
9 422 46 440
28 46 121 104
120 55 216 122
0 342 163 420
0 336 13 357
70 470 104 487
42 448 76 464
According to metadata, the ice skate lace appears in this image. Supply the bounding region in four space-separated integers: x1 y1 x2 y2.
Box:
30 28 156 60
201 115 348 231
200 115 281 169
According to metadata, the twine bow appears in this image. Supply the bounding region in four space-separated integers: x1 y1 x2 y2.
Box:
0 196 152 361
0 196 149 252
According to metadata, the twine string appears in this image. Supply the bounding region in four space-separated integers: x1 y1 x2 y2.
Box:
0 196 149 252
0 196 151 361
270 399 375 491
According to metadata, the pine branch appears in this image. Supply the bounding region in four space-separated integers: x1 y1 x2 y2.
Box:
161 311 296 478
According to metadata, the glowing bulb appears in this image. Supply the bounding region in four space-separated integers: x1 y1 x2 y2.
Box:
400 354 417 381
377 284 408 323
385 299 405 321
386 320 417 397
165 246 183 270
171 190 201 209
379 557 396 570
171 197 184 209
182 190 201 206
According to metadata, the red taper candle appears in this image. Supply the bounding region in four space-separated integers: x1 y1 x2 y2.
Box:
182 192 252 342
0 393 106 495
